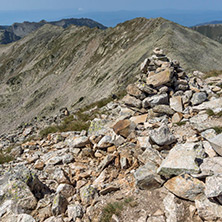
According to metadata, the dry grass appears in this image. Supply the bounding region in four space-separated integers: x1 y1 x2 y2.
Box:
204 70 222 79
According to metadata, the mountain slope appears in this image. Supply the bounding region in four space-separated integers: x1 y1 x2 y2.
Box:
0 18 107 44
192 23 222 43
0 17 222 134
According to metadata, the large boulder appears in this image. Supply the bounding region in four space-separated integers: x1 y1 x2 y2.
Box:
122 95 142 108
146 68 173 87
142 93 168 109
170 96 183 113
0 165 50 215
191 92 207 106
134 162 164 190
195 195 222 221
112 119 136 138
164 174 205 201
157 143 202 178
208 133 222 156
205 174 222 204
150 124 176 146
200 157 222 176
163 193 185 222
126 84 146 100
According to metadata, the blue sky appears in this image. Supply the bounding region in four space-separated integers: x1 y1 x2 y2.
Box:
1 0 222 11
0 0 222 26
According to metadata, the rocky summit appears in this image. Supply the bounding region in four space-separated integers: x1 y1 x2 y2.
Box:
1 47 222 221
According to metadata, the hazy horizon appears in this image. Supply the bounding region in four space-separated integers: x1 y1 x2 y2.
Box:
1 9 222 27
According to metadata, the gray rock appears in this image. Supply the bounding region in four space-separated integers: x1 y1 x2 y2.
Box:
157 143 201 178
51 193 68 216
205 174 222 204
134 162 164 190
189 113 210 132
146 68 172 87
56 184 75 198
97 154 115 172
140 58 150 73
88 118 110 136
52 167 70 184
201 129 217 140
150 124 176 146
122 94 142 108
193 97 222 111
163 193 185 222
191 92 207 105
97 135 113 148
182 90 193 104
208 133 222 156
120 156 128 169
203 141 217 158
44 216 63 222
138 147 163 166
153 105 175 116
200 157 222 176
126 84 146 100
136 82 157 95
147 215 165 222
195 195 222 221
1 214 36 222
68 204 83 221
66 135 90 148
142 93 168 108
62 153 74 164
137 137 152 150
170 96 183 112
0 165 50 214
164 174 205 201
80 185 97 205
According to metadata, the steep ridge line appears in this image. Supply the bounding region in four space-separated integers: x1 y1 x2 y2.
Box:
0 17 222 135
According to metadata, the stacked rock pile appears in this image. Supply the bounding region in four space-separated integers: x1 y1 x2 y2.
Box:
1 48 222 221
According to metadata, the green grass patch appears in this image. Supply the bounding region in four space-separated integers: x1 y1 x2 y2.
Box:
212 127 222 135
206 109 222 118
100 197 135 222
204 70 222 79
0 146 14 164
175 121 186 126
0 153 14 164
206 109 215 116
39 92 127 138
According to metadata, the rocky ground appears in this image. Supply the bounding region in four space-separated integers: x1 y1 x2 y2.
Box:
1 48 222 222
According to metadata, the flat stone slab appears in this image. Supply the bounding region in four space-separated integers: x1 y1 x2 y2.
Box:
200 157 222 176
193 97 222 111
208 133 222 156
205 174 222 204
157 143 201 178
146 68 172 87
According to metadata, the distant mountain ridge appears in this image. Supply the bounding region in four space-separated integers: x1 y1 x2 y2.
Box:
192 22 222 44
194 20 222 27
0 18 107 44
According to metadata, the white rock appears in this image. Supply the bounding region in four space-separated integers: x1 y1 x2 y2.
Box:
157 143 201 178
195 195 222 221
205 174 222 204
208 133 222 156
163 193 185 222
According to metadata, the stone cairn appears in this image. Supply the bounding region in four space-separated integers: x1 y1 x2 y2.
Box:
1 48 222 221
